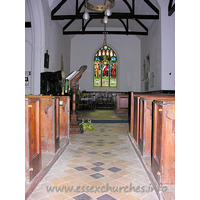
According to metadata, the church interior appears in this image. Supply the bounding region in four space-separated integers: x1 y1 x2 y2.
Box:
25 0 176 199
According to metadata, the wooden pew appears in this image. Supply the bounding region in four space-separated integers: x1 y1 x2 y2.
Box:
25 98 41 182
115 93 129 114
139 96 175 156
151 100 175 185
26 95 60 153
129 92 157 136
58 96 70 139
133 94 174 145
129 92 151 136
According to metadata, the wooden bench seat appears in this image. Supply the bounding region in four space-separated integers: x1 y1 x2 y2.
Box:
132 94 174 145
25 98 41 182
115 93 129 114
26 95 60 153
57 96 70 139
139 96 175 156
151 100 175 185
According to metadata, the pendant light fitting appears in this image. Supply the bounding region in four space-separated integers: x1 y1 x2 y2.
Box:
83 0 115 23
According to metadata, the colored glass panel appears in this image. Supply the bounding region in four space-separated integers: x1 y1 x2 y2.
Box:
94 57 101 86
93 46 117 87
102 60 109 87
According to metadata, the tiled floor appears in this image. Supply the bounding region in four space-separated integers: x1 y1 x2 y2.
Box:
27 123 159 200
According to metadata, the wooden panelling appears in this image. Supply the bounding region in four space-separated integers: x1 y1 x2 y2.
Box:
59 96 70 139
115 93 129 114
151 100 175 185
133 94 174 145
26 95 60 153
25 98 41 182
139 96 175 156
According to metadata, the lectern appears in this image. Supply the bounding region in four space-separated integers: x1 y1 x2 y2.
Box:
65 65 87 134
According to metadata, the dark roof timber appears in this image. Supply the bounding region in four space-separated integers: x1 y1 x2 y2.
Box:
51 0 162 35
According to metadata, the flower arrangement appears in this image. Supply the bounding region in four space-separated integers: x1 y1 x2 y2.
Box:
80 119 95 132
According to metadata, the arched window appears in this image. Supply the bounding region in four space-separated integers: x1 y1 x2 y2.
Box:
93 45 117 87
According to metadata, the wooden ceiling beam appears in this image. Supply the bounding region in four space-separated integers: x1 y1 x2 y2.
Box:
52 13 159 20
168 0 175 16
51 0 159 35
144 0 159 15
51 0 68 16
63 30 148 35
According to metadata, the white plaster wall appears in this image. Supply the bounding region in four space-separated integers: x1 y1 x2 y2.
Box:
158 0 175 90
41 0 71 75
25 0 45 94
141 19 162 91
141 0 175 92
25 0 33 95
70 34 141 92
25 0 71 94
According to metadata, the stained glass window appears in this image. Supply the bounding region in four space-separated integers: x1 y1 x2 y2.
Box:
93 45 117 87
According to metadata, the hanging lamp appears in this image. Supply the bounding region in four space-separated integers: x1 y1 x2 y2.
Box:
83 0 90 20
83 0 115 23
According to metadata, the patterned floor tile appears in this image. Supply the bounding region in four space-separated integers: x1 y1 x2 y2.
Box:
96 194 117 200
30 191 49 200
102 152 112 155
109 173 123 180
49 178 65 186
27 123 160 200
91 166 105 172
107 167 122 173
88 151 98 155
120 194 140 200
74 166 88 171
64 169 78 175
92 162 105 166
85 141 94 143
73 193 92 200
90 173 104 179
48 192 69 200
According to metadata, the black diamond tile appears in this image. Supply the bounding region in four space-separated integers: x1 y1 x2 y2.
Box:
74 166 87 171
88 151 98 155
91 166 105 172
73 193 93 200
109 142 116 144
97 194 117 200
92 162 104 166
107 167 122 173
90 173 104 179
102 152 111 155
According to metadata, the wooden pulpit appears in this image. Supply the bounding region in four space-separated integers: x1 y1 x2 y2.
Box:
65 65 87 134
